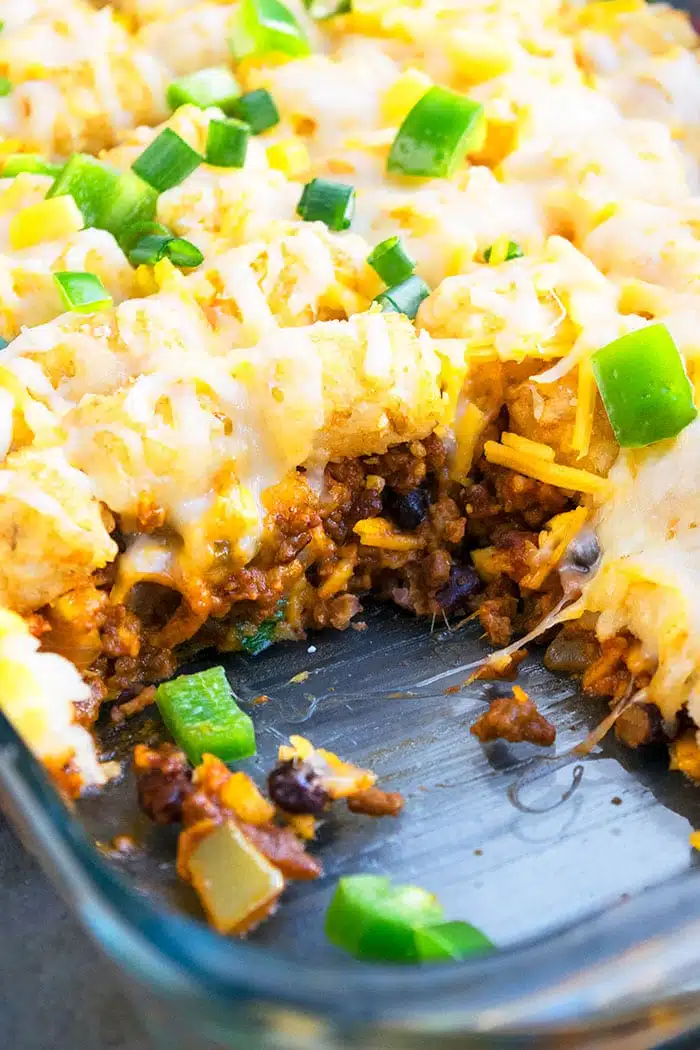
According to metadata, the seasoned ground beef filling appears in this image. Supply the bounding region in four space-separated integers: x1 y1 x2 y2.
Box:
34 433 579 718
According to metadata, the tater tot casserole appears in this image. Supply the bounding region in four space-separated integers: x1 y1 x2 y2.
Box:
3 0 700 945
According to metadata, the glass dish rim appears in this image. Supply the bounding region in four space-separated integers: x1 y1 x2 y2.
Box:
4 707 700 1037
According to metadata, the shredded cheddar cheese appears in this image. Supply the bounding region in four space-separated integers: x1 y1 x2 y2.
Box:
570 358 597 459
353 517 425 551
484 440 611 495
500 431 556 462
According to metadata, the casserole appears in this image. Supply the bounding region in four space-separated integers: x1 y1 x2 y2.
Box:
3 0 700 1044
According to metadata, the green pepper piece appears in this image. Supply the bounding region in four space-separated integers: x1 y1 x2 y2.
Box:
155 665 256 765
414 921 493 962
325 875 444 962
591 323 697 449
387 86 485 179
3 154 63 178
228 0 311 61
167 66 241 115
47 154 120 228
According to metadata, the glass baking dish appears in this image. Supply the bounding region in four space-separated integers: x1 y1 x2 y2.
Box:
5 2 700 1042
4 602 700 1050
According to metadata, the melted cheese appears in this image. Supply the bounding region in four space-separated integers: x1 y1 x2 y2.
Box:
586 417 700 720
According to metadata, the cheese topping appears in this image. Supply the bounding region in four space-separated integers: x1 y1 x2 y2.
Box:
1 0 700 782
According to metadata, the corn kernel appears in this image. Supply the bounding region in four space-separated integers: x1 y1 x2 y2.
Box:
9 195 84 250
580 0 643 28
266 137 311 178
485 235 510 266
133 264 158 296
381 68 432 125
447 30 514 83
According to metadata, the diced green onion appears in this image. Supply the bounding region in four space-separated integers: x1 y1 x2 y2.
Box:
367 236 415 287
303 0 351 19
54 271 113 314
127 232 173 266
413 921 493 962
297 177 355 231
164 237 204 267
591 323 697 449
167 66 241 115
325 875 444 962
483 240 523 263
97 170 158 239
228 0 311 61
3 154 63 178
387 86 485 179
234 604 285 655
126 229 203 269
155 665 256 765
47 154 119 228
231 89 279 135
206 118 250 168
373 274 430 319
119 221 171 257
0 77 11 97
132 128 203 193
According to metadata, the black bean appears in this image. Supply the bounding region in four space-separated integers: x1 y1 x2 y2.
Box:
267 759 329 815
566 531 600 572
383 486 430 531
436 563 481 612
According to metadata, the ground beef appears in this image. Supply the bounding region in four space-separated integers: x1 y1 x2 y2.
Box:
240 822 322 880
491 466 571 529
346 786 405 816
53 434 584 705
134 744 193 825
478 578 519 646
471 688 556 747
465 460 574 541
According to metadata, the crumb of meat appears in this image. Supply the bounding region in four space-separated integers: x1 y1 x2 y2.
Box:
134 743 193 825
240 822 322 879
346 786 405 817
111 684 156 724
471 686 556 747
478 577 518 646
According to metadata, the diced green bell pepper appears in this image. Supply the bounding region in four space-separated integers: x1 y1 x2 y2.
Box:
325 875 444 962
414 921 493 961
387 86 485 179
591 323 697 448
155 665 256 765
